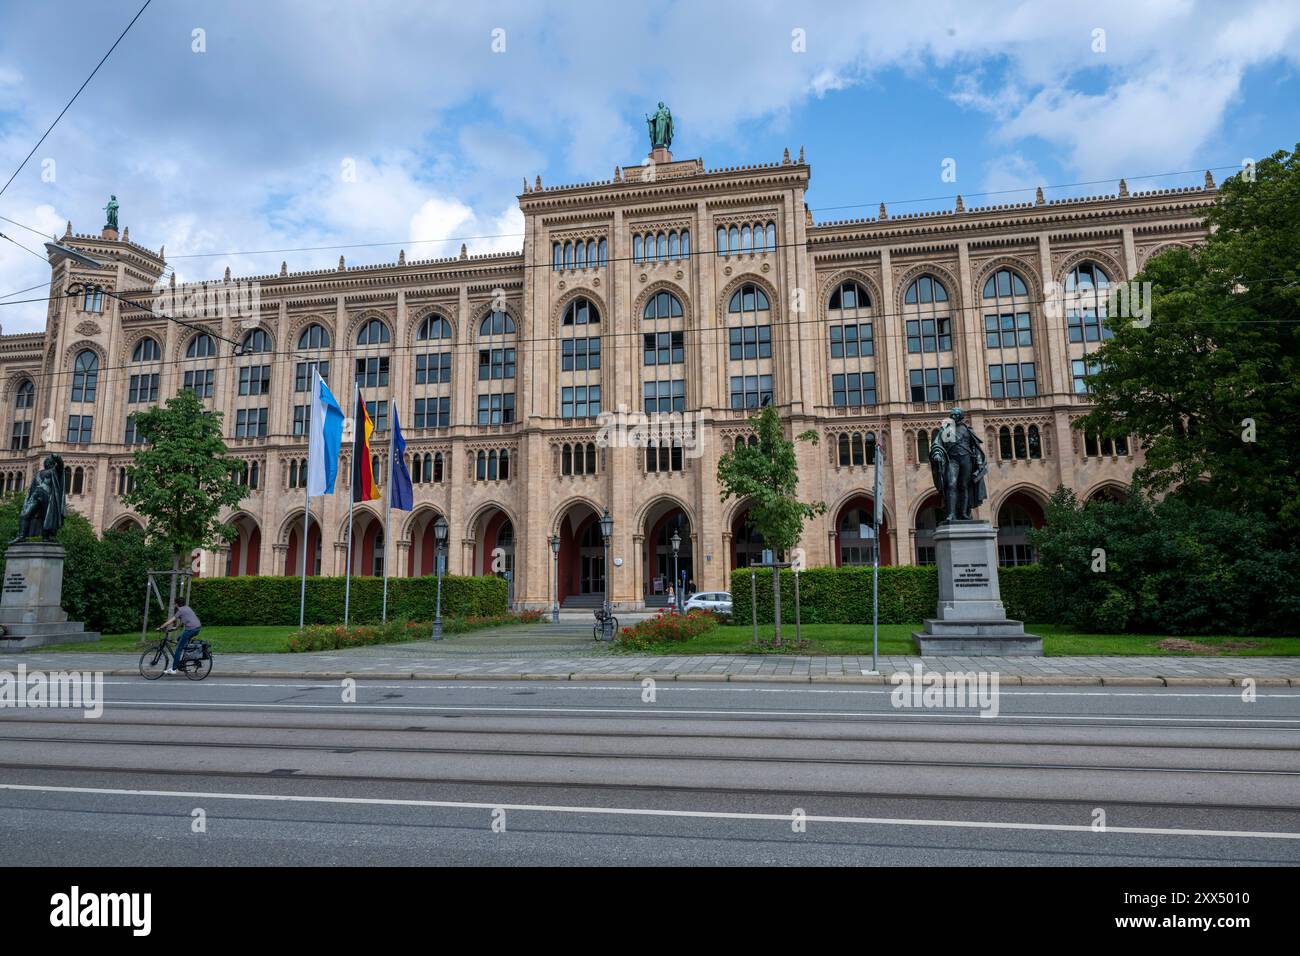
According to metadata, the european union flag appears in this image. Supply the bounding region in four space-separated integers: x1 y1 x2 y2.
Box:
390 404 413 511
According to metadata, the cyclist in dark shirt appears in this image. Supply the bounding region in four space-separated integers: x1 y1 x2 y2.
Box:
159 600 202 675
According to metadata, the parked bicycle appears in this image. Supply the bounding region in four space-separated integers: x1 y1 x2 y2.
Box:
139 626 213 680
592 606 619 641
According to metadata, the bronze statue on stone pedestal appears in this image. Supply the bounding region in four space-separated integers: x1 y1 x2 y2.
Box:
9 454 66 543
929 408 987 522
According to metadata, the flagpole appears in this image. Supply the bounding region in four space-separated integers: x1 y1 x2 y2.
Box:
381 406 395 623
298 482 310 629
344 384 357 628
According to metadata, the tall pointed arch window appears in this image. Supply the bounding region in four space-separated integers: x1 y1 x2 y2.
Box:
827 280 876 407
903 275 955 403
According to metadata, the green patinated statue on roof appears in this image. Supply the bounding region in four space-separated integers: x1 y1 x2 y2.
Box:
646 102 674 150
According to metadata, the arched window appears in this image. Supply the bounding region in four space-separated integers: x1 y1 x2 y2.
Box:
476 450 486 481
562 443 572 476
563 241 573 269
740 225 752 254
433 452 444 482
728 283 771 314
500 449 510 481
997 502 1037 566
249 461 260 490
828 279 877 407
727 284 773 409
487 450 499 481
585 442 596 474
356 318 390 345
598 238 608 265
562 298 600 326
1065 260 1113 345
186 333 216 358
851 432 865 465
903 274 955 403
82 285 104 312
479 310 516 336
728 225 739 253
765 222 776 252
982 268 1029 299
240 328 272 353
575 240 587 269
131 337 161 363
289 460 298 488
716 227 727 257
865 431 877 464
416 315 452 340
838 433 850 466
71 350 99 403
680 230 690 259
916 429 929 463
553 243 563 270
999 426 1013 460
633 235 643 264
72 467 84 495
656 232 667 261
1028 425 1042 459
297 324 331 350
668 232 680 260
15 380 34 409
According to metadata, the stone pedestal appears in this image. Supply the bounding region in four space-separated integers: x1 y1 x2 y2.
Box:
912 520 1041 656
0 542 99 650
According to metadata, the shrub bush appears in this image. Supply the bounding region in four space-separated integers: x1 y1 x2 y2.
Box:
0 494 172 634
729 563 1056 626
191 574 508 626
1030 487 1300 635
617 609 719 650
290 609 538 652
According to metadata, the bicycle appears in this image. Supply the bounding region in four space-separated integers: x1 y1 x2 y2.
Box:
592 606 619 641
139 627 213 681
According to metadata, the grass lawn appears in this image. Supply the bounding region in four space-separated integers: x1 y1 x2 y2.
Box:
620 622 1300 657
46 626 301 654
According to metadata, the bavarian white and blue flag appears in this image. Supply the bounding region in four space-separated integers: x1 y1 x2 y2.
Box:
306 367 344 496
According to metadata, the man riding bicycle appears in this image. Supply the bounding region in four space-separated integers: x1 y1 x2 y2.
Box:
158 600 202 675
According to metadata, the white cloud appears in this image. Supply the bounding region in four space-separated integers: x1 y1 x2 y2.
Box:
0 0 1298 331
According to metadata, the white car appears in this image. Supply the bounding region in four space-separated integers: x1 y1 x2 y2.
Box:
684 591 732 616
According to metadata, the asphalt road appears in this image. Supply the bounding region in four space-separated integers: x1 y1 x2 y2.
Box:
1 676 1298 865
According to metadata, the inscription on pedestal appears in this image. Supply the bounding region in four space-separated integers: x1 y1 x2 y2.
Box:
3 572 25 594
953 562 989 589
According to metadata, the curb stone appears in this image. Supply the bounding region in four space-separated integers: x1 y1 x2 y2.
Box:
1100 676 1165 686
39 665 1300 688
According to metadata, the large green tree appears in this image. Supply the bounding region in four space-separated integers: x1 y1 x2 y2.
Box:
1079 145 1300 535
121 389 247 611
716 404 826 643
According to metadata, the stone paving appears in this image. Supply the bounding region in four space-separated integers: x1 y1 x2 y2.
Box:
1 618 1297 686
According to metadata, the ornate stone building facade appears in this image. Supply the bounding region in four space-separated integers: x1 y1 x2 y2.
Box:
0 146 1216 609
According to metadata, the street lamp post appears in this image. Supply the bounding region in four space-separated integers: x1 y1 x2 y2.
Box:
549 533 560 624
432 515 448 641
671 530 681 613
599 507 614 642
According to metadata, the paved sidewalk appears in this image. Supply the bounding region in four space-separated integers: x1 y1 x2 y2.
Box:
2 646 1297 685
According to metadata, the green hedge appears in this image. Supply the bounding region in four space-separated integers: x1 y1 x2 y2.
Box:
191 574 508 626
730 564 1056 625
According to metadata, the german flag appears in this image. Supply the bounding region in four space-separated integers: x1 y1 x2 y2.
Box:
351 389 381 502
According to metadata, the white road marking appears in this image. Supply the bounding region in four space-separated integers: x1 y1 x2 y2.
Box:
66 697 1300 724
89 680 1300 700
2 782 1297 840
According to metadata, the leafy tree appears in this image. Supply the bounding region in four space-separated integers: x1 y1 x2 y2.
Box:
0 495 170 633
1029 486 1300 635
1079 145 1300 536
716 404 826 643
121 389 247 612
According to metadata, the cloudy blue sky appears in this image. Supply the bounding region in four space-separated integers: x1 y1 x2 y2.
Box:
1 0 1297 332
